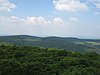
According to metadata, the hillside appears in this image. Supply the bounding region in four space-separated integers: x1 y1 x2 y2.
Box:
0 45 100 75
0 35 100 53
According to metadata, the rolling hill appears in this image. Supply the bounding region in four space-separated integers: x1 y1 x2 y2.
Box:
0 35 100 53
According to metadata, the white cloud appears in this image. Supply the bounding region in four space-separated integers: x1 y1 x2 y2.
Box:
89 0 100 8
37 17 49 25
0 16 66 35
25 17 65 26
95 3 100 8
53 0 88 12
90 0 100 3
0 16 80 36
0 16 65 27
53 0 100 12
26 17 37 25
0 0 16 12
26 16 50 26
94 11 100 15
53 17 64 25
70 17 78 22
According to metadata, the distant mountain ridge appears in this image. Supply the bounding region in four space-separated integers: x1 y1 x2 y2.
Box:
0 35 100 53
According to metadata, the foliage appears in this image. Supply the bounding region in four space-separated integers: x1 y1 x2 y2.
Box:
0 45 100 75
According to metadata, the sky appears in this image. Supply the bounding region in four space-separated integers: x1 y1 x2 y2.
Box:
0 0 100 38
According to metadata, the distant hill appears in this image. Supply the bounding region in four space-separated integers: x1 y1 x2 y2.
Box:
0 35 100 53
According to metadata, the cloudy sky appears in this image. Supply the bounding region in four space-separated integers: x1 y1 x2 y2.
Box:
0 0 100 38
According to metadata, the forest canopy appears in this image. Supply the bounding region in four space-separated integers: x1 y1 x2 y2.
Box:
0 44 100 75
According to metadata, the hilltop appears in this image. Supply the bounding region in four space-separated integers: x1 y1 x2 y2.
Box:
0 35 100 53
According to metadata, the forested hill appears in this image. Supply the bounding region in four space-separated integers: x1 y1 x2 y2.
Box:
0 45 100 75
0 35 100 53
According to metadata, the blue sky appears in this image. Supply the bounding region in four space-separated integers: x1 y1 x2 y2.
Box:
0 0 100 38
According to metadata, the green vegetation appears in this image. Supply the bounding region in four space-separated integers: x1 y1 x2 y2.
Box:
1 35 100 53
0 45 100 75
23 38 42 42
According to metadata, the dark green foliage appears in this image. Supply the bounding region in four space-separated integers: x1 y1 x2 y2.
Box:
0 45 100 75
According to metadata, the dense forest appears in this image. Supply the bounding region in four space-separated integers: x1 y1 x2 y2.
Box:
0 44 100 75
